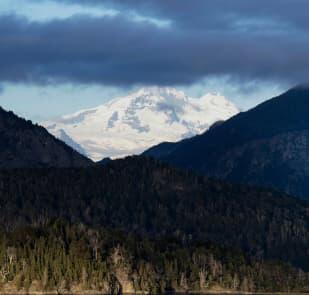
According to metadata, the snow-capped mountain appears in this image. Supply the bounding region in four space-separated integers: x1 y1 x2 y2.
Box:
43 87 239 161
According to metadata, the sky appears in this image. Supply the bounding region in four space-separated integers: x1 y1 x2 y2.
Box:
0 0 307 121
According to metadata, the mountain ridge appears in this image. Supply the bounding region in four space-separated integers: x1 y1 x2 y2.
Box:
144 85 309 200
0 106 92 168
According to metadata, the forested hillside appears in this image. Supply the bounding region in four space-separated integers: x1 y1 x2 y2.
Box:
0 221 308 294
0 107 92 168
0 157 308 273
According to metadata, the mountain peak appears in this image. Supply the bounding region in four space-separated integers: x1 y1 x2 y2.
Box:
134 86 187 99
43 87 239 160
275 84 309 98
291 83 309 91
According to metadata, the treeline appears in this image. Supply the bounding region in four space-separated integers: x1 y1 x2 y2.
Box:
0 221 308 294
0 157 308 271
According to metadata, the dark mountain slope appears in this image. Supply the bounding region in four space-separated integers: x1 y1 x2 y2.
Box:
144 85 309 200
0 107 92 168
0 156 308 270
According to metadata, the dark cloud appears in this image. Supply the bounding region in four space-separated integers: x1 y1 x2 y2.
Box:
1 0 309 86
50 0 309 31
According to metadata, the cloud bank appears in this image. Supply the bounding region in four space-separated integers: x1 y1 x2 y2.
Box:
1 0 309 86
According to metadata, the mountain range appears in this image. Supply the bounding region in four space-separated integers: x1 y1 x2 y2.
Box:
43 87 238 160
144 85 309 200
2 85 309 201
0 86 308 293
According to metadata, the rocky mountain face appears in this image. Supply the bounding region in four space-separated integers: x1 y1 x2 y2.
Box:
0 107 92 168
144 85 309 200
43 87 238 161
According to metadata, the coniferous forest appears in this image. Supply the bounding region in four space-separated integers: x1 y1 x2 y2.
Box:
0 221 308 294
0 157 308 293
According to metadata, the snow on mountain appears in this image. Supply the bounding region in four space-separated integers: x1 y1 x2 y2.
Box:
43 87 239 161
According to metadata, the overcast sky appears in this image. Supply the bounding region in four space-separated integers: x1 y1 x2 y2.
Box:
0 0 307 121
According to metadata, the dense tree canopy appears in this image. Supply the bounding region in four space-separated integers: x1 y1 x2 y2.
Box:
0 157 307 272
0 221 308 294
